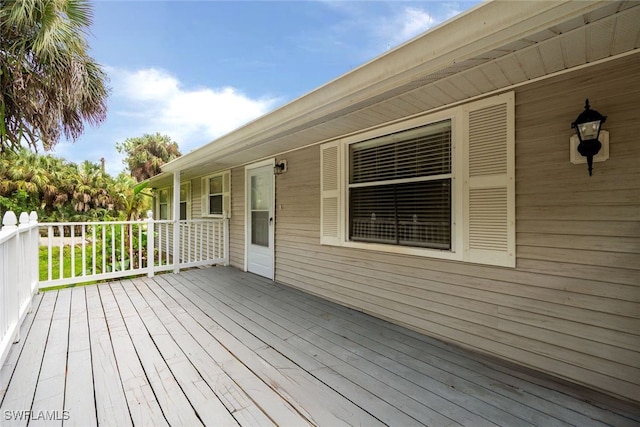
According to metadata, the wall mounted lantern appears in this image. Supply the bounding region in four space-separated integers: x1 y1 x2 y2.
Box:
274 159 288 175
571 99 607 176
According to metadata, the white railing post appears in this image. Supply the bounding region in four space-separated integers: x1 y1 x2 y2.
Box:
223 218 230 266
2 212 19 346
29 212 39 295
146 211 155 278
172 171 181 274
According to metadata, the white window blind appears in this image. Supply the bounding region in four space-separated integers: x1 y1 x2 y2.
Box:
348 120 452 249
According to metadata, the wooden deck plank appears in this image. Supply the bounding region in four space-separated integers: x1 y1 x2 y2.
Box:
101 282 202 426
213 267 637 427
149 276 313 427
96 284 169 426
128 278 278 427
2 267 638 427
85 284 132 427
0 291 57 427
116 279 239 427
184 270 472 426
30 289 71 426
63 287 97 427
223 271 574 426
154 274 387 427
187 267 640 427
191 270 513 425
0 292 42 404
166 271 419 426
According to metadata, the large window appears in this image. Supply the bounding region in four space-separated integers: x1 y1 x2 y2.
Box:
349 120 452 249
320 92 515 267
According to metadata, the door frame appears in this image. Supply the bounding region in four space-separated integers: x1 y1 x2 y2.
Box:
244 158 276 279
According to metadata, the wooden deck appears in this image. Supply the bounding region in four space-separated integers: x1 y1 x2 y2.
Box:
1 267 638 426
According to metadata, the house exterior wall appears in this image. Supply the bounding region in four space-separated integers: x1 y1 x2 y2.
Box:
229 167 245 269
264 56 640 402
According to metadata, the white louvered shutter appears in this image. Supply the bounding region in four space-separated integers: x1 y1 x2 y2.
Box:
320 141 342 245
463 92 515 267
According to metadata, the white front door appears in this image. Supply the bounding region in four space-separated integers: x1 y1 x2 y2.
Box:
246 162 274 279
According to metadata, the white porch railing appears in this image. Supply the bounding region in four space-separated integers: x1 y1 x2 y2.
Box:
0 211 39 369
0 210 228 368
39 215 229 288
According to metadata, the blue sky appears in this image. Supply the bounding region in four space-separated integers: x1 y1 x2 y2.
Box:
54 1 481 176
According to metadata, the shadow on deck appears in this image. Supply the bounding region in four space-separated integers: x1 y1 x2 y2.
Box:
1 267 639 426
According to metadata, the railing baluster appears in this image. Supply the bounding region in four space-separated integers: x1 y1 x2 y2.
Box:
48 226 53 281
71 225 76 278
58 225 64 280
102 224 106 274
92 225 97 275
82 225 87 277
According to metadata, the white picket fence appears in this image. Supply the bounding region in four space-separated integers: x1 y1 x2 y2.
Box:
0 210 228 368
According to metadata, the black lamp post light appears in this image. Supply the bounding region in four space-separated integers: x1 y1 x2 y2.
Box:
571 99 607 176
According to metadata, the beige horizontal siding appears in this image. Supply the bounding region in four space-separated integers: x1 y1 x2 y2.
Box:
191 177 201 218
229 167 245 269
267 54 640 403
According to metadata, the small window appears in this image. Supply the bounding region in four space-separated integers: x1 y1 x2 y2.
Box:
158 189 169 220
202 171 231 217
208 176 224 215
156 183 190 220
179 184 189 220
348 120 452 250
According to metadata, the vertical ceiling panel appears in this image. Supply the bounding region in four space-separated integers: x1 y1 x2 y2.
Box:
478 62 512 89
434 79 468 101
586 18 616 62
561 28 588 68
494 55 529 85
515 48 548 79
612 7 640 54
537 37 566 74
449 72 486 98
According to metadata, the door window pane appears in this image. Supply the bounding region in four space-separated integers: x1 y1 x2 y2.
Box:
251 211 269 246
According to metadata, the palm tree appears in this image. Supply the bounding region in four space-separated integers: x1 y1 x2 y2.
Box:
116 133 182 182
0 149 63 213
0 0 108 151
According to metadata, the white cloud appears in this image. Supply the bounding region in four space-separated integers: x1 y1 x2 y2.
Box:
109 67 278 153
397 7 436 43
375 6 437 49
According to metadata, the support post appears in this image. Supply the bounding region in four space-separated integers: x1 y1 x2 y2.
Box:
146 211 155 277
173 171 181 273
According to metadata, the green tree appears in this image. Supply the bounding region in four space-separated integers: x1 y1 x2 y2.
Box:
0 149 63 214
0 0 108 151
116 133 181 182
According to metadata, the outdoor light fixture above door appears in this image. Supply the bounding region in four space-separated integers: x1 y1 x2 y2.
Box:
571 99 607 176
274 159 288 175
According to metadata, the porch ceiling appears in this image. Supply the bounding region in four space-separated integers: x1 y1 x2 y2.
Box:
150 0 640 187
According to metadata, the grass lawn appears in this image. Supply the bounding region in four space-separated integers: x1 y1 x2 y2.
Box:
39 246 98 289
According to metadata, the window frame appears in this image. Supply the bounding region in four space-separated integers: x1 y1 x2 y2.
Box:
321 92 515 267
340 108 465 261
155 183 191 220
201 170 231 218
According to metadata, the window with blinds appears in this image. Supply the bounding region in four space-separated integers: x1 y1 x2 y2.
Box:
348 120 452 249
